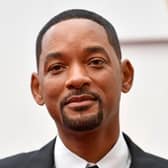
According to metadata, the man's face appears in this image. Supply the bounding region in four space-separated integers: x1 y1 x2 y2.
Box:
31 19 133 133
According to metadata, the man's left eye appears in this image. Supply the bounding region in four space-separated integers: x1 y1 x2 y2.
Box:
89 58 105 67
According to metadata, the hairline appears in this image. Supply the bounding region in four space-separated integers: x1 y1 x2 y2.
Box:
41 18 117 57
36 10 121 69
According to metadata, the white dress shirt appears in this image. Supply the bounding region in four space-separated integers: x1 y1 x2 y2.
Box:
54 133 131 168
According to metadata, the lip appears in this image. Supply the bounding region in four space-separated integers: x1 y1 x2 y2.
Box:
64 94 97 105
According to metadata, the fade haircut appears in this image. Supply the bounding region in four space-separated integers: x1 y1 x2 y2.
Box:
36 9 122 69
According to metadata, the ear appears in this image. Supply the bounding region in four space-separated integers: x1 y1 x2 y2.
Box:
121 59 134 93
31 73 44 105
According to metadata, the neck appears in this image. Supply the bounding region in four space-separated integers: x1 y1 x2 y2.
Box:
57 122 120 162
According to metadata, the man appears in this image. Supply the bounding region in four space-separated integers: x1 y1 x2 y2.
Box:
0 9 167 168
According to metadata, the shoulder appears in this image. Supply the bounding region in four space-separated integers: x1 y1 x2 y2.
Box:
123 133 168 168
141 151 168 167
0 151 36 168
0 138 56 168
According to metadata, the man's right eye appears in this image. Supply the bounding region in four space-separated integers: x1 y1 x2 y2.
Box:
48 64 65 74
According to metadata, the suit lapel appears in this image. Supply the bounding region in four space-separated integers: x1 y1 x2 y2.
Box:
24 134 166 168
27 138 56 168
26 134 144 168
123 133 150 168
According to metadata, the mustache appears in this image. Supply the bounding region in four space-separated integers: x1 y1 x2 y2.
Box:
60 89 101 107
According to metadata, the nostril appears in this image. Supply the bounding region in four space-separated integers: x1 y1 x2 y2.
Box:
65 65 92 89
65 76 91 90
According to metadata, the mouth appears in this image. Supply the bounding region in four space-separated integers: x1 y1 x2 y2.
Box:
63 94 97 110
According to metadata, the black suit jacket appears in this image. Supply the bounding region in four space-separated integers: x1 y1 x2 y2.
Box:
0 134 167 168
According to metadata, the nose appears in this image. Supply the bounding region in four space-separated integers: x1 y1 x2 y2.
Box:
65 64 91 89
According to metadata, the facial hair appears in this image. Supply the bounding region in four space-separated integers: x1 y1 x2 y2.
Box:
60 89 103 131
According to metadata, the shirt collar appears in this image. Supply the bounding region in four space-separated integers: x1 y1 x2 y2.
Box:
54 132 131 168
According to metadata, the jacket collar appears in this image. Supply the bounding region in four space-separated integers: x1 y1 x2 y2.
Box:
26 134 141 168
27 138 56 168
26 133 165 168
123 133 162 168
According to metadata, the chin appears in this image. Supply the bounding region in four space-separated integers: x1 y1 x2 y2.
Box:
62 110 103 132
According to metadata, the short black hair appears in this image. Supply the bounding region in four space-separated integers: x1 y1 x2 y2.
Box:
36 9 121 68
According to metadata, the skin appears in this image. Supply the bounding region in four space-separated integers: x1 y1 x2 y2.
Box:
31 18 134 162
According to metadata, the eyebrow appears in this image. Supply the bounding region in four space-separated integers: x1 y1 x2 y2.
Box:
83 46 109 58
46 52 63 59
43 52 63 64
43 45 110 64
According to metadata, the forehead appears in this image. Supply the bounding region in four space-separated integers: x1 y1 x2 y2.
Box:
41 18 111 51
44 18 107 37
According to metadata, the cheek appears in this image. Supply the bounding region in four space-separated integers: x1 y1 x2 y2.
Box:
91 70 122 109
41 76 66 120
43 77 63 100
91 69 122 94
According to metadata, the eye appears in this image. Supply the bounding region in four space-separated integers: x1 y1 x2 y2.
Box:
48 63 66 74
88 58 106 68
